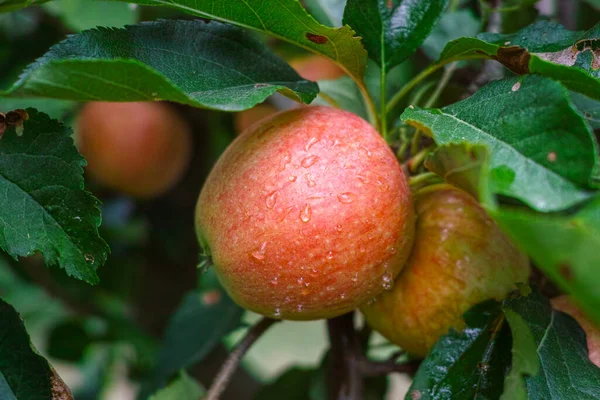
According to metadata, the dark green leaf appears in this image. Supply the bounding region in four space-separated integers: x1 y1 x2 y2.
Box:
503 289 600 398
422 9 480 60
402 75 598 212
0 297 73 400
148 371 204 400
0 109 108 284
304 0 345 27
407 301 512 400
144 286 243 393
0 0 49 13
255 368 313 400
2 20 318 111
438 21 600 100
110 0 367 86
493 197 600 324
343 0 448 70
500 307 539 400
571 92 600 130
44 0 138 32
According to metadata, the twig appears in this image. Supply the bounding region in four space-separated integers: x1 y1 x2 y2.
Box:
327 313 365 400
204 317 278 400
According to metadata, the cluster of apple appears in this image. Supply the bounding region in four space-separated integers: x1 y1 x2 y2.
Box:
75 56 599 363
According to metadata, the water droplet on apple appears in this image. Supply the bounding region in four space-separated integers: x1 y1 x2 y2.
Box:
337 192 356 204
273 308 281 317
280 152 291 170
376 176 389 191
351 273 358 283
251 242 267 260
270 276 279 286
288 175 297 182
305 136 320 151
361 145 372 157
265 190 278 209
382 270 393 290
300 204 312 223
335 224 343 232
326 251 333 260
359 246 366 253
305 173 316 187
340 293 346 299
356 174 369 184
298 276 304 284
301 155 319 168
388 247 397 255
297 304 303 312
285 296 291 303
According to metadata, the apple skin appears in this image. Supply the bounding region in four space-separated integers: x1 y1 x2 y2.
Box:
290 55 345 82
234 103 279 135
76 102 192 198
195 106 414 320
551 295 600 367
361 184 530 357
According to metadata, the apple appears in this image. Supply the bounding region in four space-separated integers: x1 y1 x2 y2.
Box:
361 184 530 357
234 103 278 135
551 295 600 367
195 106 414 320
290 55 345 82
76 102 192 198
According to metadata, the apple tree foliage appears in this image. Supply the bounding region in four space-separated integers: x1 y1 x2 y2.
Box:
0 0 599 399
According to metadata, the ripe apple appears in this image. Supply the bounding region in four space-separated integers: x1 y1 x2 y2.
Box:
361 184 530 357
195 106 414 320
76 102 192 198
290 55 345 82
234 103 278 135
551 295 600 367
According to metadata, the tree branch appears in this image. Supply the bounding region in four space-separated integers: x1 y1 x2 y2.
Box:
205 317 277 400
327 313 365 400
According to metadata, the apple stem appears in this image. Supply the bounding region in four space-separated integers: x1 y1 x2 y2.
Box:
205 317 278 400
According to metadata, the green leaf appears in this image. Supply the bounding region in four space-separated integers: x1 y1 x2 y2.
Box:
425 143 492 204
493 197 600 325
438 20 600 100
143 285 243 395
44 0 138 32
255 368 313 400
148 371 204 400
312 76 368 120
343 0 448 70
0 0 49 13
110 0 368 87
407 301 512 400
571 92 600 130
503 288 600 398
500 308 539 400
0 297 73 400
402 75 598 212
2 20 318 111
303 0 345 27
421 9 480 60
0 109 108 284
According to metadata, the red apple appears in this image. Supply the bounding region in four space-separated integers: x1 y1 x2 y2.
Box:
195 106 414 320
361 184 530 357
290 55 345 82
551 295 600 367
76 102 192 198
